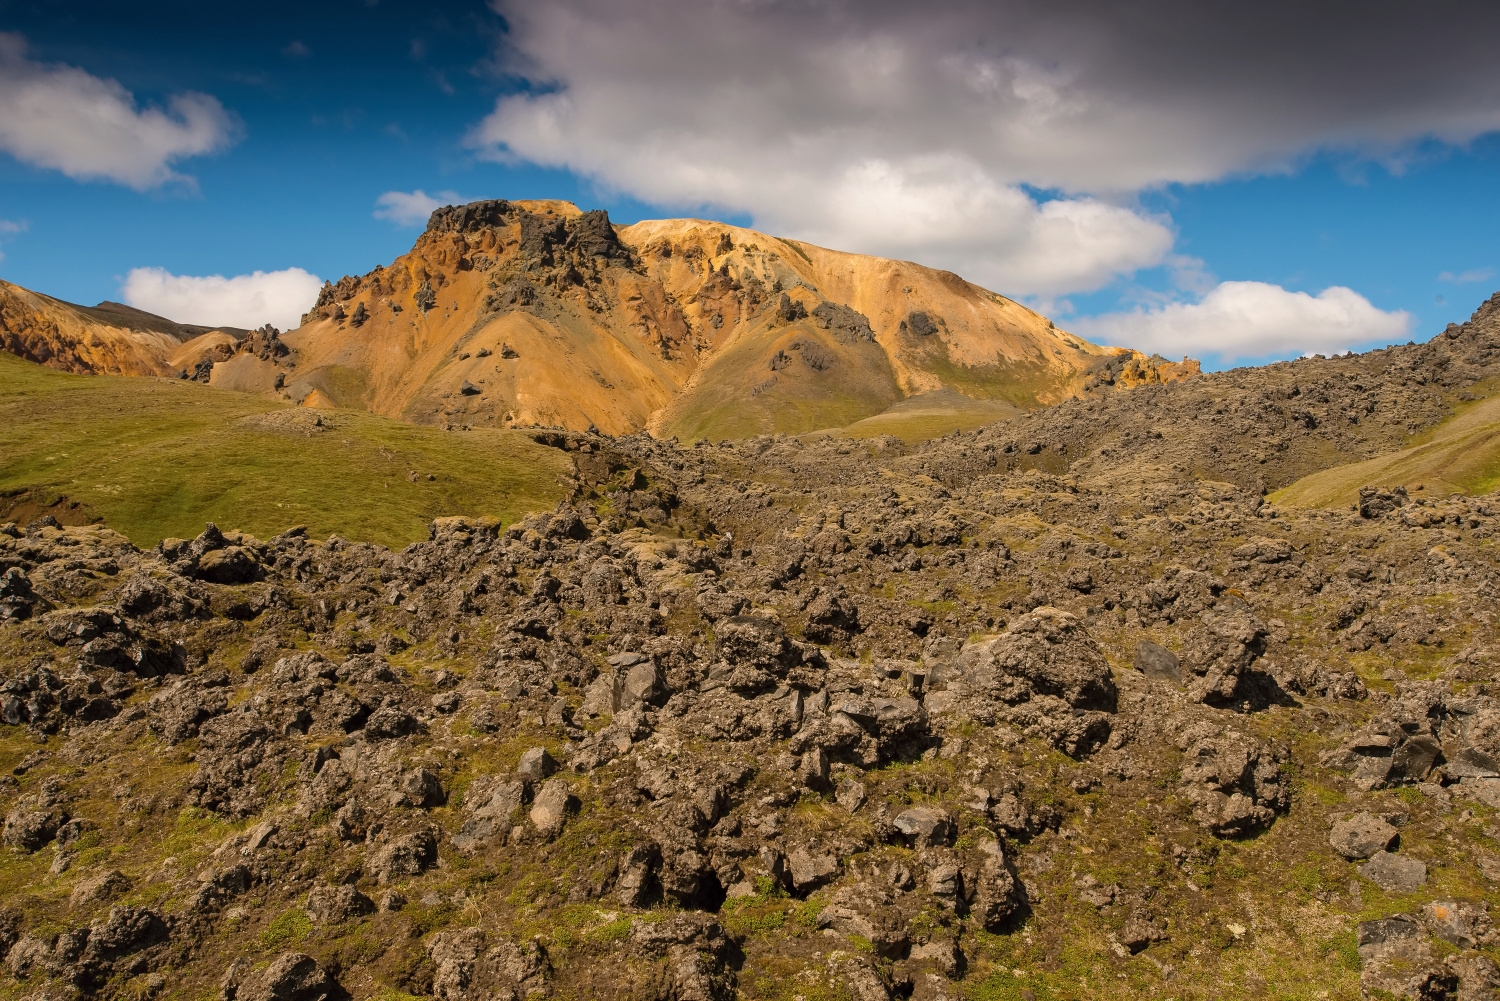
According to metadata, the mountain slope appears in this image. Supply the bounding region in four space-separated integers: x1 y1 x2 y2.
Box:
1272 386 1500 507
0 350 569 548
0 279 244 378
250 199 1190 437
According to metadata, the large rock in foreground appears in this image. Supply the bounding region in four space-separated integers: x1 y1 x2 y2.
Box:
932 607 1117 756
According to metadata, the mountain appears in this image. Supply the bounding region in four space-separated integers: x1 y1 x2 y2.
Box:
211 199 1194 438
0 279 245 378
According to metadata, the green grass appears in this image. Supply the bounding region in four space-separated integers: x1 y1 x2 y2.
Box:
261 908 313 949
1274 389 1500 508
0 352 570 547
840 388 1022 443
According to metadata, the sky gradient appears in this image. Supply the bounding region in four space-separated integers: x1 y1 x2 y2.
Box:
0 0 1497 368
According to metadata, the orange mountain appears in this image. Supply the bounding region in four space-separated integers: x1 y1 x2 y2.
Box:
218 200 1193 437
1 200 1195 438
0 279 244 378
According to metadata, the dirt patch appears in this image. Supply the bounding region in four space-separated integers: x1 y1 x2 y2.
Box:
0 488 103 527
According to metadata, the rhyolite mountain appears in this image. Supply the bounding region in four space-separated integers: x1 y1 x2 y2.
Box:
248 199 1193 438
0 279 245 380
0 200 1197 440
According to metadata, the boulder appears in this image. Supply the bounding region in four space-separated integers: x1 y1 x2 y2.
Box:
952 607 1116 709
0 568 50 621
1356 916 1454 1000
621 659 666 706
941 607 1116 756
1421 899 1493 950
835 779 867 813
70 869 131 909
397 767 445 809
305 884 374 925
1178 730 1288 836
196 546 260 585
1179 603 1268 705
788 848 839 892
529 777 577 838
516 747 557 782
1319 687 1450 790
1359 851 1428 893
223 952 343 1001
1133 641 1181 684
454 778 526 853
964 837 1024 932
367 829 437 884
1329 812 1399 860
2 805 67 851
894 807 953 848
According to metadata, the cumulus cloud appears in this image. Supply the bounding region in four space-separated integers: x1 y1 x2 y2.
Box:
1070 282 1414 364
0 33 236 189
374 189 467 227
473 88 1173 296
121 267 322 331
471 0 1500 297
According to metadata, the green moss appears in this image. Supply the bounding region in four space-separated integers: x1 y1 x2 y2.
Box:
261 909 312 949
587 914 633 944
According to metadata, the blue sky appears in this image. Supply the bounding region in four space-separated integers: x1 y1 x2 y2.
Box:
0 1 1497 368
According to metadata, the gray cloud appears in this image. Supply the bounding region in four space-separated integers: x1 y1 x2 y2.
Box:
470 0 1500 297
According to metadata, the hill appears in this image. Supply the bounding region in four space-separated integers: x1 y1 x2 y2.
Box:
208 199 1192 439
0 279 244 379
0 351 569 548
1272 386 1500 508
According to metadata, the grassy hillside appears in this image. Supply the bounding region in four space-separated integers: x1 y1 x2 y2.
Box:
839 388 1022 443
0 352 570 548
1273 387 1500 508
656 317 903 442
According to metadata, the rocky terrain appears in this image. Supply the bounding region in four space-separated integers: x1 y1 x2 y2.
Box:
0 290 1498 1001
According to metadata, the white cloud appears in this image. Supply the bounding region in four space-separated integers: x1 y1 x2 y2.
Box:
472 91 1172 296
121 267 323 331
374 189 467 227
0 33 236 190
1438 267 1495 285
469 0 1500 297
1069 282 1413 364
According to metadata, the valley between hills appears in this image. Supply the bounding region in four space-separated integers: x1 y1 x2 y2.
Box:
3 201 1500 1001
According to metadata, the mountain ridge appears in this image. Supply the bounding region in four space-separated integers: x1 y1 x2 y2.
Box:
215 199 1199 438
0 199 1197 440
0 279 247 378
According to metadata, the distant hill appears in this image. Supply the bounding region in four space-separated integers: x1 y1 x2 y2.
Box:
0 279 245 378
